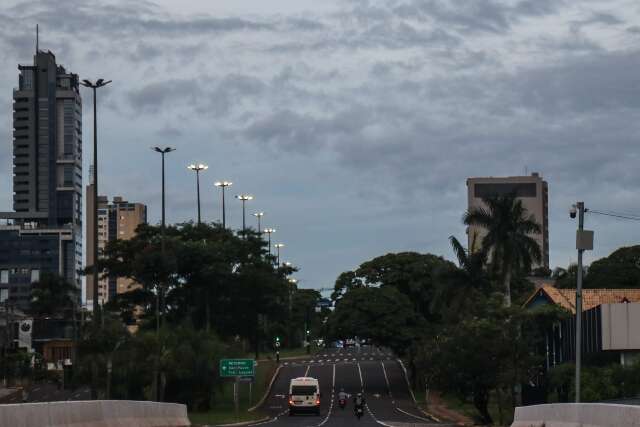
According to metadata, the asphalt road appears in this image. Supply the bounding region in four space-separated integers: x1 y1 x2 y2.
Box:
253 346 447 427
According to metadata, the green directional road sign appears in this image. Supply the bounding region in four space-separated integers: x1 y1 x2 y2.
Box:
219 359 255 377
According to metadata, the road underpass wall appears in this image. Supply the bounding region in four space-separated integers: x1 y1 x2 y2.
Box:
0 400 190 427
512 403 640 427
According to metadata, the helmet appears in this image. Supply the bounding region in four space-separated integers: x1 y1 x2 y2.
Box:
357 393 362 397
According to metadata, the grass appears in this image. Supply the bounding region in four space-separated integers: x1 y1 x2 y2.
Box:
258 346 319 361
189 359 277 426
434 391 515 426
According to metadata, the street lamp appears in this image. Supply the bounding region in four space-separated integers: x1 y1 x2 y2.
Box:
274 243 284 266
253 212 264 232
187 163 208 225
236 194 253 233
214 181 232 229
263 228 276 255
152 146 175 334
80 78 111 316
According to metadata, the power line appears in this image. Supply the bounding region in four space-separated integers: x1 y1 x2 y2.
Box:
587 209 640 221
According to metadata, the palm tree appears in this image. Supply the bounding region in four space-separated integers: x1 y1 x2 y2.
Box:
463 193 542 307
432 234 490 318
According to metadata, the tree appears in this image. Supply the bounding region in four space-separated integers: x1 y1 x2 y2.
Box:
585 245 640 288
29 273 79 319
327 286 421 356
355 252 455 321
552 264 581 289
464 193 542 307
431 236 490 321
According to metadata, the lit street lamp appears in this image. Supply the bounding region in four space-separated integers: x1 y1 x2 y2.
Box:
274 243 284 266
263 228 276 255
187 163 208 225
253 212 264 232
214 181 232 229
80 78 111 316
236 194 253 233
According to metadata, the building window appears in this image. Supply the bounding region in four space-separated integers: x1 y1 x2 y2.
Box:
0 270 8 284
31 269 40 283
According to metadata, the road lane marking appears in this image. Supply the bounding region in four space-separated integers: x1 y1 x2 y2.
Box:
311 364 336 427
395 407 436 422
357 362 364 392
380 361 393 401
304 365 311 376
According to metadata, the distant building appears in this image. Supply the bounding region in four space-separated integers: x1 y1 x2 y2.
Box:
466 173 549 269
0 49 82 312
85 190 146 306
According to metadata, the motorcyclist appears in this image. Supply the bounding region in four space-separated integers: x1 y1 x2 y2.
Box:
353 392 365 412
338 388 348 402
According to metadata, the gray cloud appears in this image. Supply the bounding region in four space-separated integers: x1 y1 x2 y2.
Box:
1 0 640 290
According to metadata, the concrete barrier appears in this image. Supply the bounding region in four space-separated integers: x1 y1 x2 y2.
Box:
0 400 190 427
512 403 640 427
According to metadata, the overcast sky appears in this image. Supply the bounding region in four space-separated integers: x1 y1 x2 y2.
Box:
1 0 640 293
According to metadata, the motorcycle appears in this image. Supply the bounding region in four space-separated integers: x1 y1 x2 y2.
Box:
355 405 364 419
338 398 346 410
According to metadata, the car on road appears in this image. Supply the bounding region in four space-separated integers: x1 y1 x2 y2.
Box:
288 377 321 415
344 338 356 347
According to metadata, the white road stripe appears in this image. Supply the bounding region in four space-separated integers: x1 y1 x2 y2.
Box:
395 407 435 422
380 361 393 401
304 365 311 376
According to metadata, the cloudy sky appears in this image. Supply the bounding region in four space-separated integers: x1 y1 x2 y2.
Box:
1 0 640 293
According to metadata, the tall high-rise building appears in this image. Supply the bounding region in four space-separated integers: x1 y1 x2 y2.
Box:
0 49 82 311
466 173 549 269
86 190 146 306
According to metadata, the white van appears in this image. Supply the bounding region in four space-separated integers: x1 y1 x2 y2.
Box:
288 377 321 415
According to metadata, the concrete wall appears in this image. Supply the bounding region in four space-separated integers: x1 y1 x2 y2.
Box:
0 400 190 427
601 303 640 350
512 403 640 427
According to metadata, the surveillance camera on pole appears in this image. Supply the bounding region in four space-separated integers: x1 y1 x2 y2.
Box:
570 202 594 404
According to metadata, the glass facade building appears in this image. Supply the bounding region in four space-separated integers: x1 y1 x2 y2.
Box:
0 50 82 311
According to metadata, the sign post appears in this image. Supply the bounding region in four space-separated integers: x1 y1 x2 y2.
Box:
220 359 255 421
220 359 255 377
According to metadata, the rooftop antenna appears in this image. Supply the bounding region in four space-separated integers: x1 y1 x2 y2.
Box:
36 24 39 53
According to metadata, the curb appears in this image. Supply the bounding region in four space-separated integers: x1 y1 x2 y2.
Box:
397 358 441 423
210 415 270 427
248 365 281 412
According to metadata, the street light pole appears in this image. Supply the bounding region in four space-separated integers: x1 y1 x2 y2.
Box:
274 243 284 266
187 164 208 225
214 181 232 229
253 212 264 233
80 78 111 317
236 194 253 234
153 147 175 334
264 228 275 255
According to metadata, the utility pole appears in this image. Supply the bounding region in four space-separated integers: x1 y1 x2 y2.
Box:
571 201 593 403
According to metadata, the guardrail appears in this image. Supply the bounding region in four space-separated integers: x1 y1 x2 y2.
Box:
0 400 190 427
512 403 640 427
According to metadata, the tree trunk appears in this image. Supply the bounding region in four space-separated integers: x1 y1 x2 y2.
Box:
205 288 211 333
473 389 493 425
503 264 512 307
159 371 167 402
